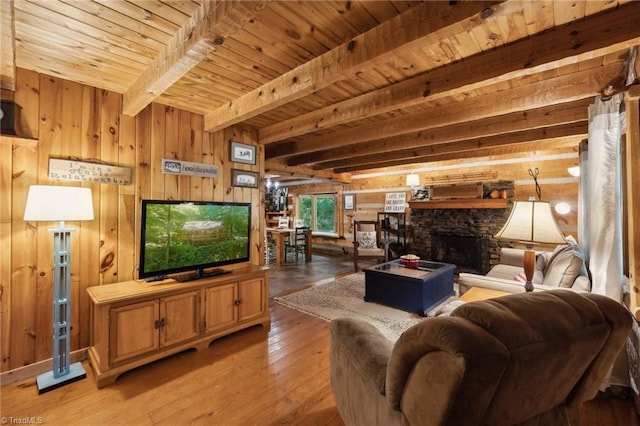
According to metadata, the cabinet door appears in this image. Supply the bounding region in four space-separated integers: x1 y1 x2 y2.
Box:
204 283 237 333
160 291 200 347
110 300 159 364
238 277 267 322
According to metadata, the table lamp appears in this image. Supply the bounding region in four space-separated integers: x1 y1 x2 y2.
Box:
24 185 94 393
494 197 566 292
406 173 420 198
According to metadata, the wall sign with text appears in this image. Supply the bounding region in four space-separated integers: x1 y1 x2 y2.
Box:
384 192 407 212
162 159 218 178
48 158 132 185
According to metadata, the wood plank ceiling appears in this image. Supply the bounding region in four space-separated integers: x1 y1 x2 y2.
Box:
3 0 640 184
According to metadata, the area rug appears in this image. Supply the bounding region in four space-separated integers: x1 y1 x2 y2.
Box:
273 272 461 342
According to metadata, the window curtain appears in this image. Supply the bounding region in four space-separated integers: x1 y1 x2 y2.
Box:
581 93 629 390
583 93 625 303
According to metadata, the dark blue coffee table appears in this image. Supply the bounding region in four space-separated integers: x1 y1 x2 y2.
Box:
363 259 456 316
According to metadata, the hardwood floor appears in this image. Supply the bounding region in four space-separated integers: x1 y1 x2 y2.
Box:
1 253 637 425
267 252 368 297
1 302 339 425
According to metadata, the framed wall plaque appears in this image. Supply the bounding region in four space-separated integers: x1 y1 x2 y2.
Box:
232 169 259 188
344 194 355 211
230 141 256 165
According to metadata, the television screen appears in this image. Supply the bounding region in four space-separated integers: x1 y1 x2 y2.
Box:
139 200 251 281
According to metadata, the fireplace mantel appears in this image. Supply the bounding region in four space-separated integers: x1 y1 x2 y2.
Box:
408 199 508 209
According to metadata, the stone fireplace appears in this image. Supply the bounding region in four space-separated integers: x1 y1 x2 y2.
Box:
409 181 514 274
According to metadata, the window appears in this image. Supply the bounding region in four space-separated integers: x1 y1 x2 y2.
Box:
299 193 337 233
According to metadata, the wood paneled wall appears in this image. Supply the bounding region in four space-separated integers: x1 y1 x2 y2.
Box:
0 68 264 372
290 149 581 253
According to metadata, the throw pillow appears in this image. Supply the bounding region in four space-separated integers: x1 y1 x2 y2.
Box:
535 252 551 283
513 272 526 282
356 231 377 249
565 235 590 278
513 270 544 284
542 244 584 288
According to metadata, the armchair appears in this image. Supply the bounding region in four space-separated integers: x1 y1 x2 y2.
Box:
330 290 632 426
353 220 388 271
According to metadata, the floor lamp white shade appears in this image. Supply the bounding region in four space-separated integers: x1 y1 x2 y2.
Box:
495 198 566 291
24 185 94 393
24 185 94 222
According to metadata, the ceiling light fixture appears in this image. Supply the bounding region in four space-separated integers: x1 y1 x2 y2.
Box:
554 202 571 215
567 166 580 177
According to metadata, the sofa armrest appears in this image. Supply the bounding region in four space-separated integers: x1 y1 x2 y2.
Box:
330 318 393 395
458 273 578 295
330 319 403 425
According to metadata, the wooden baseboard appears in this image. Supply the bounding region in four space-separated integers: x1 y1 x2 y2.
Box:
0 348 88 387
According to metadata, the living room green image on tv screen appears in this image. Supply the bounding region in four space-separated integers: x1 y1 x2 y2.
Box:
139 200 251 278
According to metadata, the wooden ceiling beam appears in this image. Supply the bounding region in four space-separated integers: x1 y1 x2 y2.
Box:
318 122 587 171
260 1 640 144
267 63 619 160
264 160 351 184
0 0 15 90
333 137 583 174
287 98 590 166
123 1 268 116
203 1 500 132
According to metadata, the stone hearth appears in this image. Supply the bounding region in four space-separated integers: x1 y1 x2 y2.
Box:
410 181 514 274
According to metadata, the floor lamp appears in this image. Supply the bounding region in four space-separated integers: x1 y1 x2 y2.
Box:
494 197 566 292
23 185 94 393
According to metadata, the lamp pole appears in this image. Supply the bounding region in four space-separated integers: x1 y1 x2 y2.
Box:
23 185 94 393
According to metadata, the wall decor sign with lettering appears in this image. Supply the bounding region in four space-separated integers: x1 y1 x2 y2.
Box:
230 141 256 165
48 158 132 185
161 159 218 178
232 169 259 188
384 192 407 212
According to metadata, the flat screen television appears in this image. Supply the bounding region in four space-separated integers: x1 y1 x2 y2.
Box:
139 199 251 282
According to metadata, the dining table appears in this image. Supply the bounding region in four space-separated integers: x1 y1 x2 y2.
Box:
266 227 312 265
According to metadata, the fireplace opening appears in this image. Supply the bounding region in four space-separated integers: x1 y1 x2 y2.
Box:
431 234 490 274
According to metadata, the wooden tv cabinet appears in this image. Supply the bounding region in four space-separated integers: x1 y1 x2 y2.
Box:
86 266 270 388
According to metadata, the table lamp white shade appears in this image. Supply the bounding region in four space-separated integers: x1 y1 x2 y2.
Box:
405 173 420 187
495 199 566 293
494 199 566 245
24 186 94 222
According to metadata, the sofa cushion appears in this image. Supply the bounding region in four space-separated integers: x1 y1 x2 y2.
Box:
542 244 585 288
487 264 523 281
513 270 544 284
487 263 545 285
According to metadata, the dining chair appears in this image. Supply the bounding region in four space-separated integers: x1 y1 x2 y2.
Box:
285 226 310 263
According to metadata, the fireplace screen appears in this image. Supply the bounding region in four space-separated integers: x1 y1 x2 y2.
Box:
431 234 488 274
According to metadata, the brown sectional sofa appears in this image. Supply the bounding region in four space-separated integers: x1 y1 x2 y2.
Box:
330 290 632 425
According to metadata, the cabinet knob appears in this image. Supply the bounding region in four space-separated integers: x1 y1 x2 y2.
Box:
234 298 243 305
